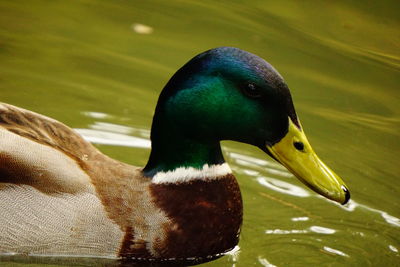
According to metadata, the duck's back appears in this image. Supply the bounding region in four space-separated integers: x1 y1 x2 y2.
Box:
0 103 124 256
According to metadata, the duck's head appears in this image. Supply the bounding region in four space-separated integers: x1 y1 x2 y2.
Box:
146 47 349 205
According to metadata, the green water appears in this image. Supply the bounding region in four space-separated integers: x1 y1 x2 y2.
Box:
0 1 399 266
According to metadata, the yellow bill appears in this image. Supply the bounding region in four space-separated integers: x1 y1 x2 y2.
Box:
267 118 350 205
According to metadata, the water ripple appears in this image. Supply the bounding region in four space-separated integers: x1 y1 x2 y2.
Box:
291 217 309 222
257 177 310 198
258 256 277 267
323 246 349 257
75 128 150 148
265 226 336 235
309 226 336 234
335 199 400 227
227 151 287 171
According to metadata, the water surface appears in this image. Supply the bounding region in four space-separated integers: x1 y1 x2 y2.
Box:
0 1 399 266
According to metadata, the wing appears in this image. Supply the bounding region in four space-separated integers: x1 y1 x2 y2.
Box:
0 103 129 256
0 103 98 194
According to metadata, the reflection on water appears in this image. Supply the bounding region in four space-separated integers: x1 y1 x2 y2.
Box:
131 23 154 35
322 246 349 257
337 199 400 227
389 245 398 253
224 245 241 262
258 256 277 267
265 226 335 235
291 217 309 221
76 128 151 148
257 177 310 197
309 226 336 234
76 112 151 148
1 0 399 265
82 111 111 120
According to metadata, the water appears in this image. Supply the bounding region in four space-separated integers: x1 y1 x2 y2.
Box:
0 1 399 266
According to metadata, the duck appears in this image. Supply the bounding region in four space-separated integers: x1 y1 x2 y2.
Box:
0 47 350 265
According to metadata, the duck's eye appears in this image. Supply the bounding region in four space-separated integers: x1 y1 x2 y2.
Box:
242 83 262 98
293 141 305 152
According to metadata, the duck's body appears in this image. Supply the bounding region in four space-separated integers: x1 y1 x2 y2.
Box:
0 103 241 262
0 47 349 264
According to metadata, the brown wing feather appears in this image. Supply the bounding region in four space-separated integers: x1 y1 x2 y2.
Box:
0 103 98 162
0 103 101 193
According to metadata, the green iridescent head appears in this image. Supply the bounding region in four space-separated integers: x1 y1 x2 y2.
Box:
151 47 298 148
145 47 349 204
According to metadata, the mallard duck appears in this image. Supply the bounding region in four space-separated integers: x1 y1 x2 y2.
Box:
0 47 349 265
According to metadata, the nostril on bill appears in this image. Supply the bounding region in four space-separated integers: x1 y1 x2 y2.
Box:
293 141 304 151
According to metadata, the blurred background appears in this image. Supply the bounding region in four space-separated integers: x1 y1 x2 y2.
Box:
0 1 399 266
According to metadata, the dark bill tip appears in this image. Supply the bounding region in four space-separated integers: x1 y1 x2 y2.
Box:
341 185 351 205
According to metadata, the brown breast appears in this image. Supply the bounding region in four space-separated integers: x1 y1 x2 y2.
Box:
147 173 243 261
